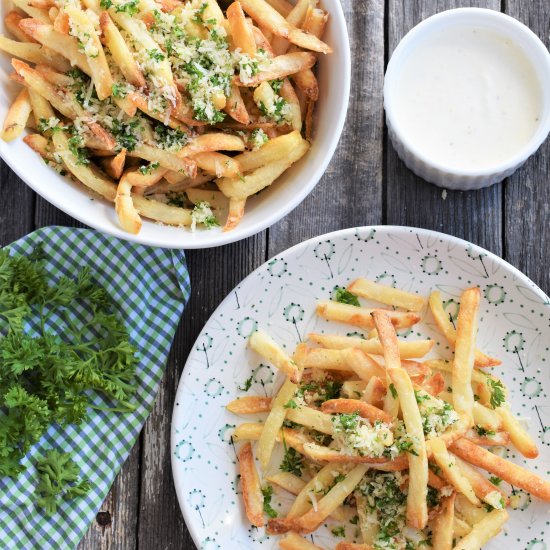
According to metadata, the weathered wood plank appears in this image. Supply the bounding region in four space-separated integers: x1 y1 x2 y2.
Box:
268 0 384 256
34 195 85 229
504 0 550 295
0 164 34 245
385 0 503 257
137 233 267 550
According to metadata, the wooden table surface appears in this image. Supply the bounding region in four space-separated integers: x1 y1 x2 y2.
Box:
1 0 549 548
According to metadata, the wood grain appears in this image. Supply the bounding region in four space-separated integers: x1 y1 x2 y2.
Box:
268 0 384 257
385 0 503 257
504 0 550 293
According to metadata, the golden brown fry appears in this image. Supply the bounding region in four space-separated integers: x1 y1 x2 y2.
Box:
224 83 250 124
362 376 386 408
223 197 246 232
497 404 539 459
115 173 142 234
431 493 455 550
193 151 241 178
1 88 32 142
238 52 316 86
18 18 91 75
227 1 257 55
5 12 38 43
271 0 314 55
226 395 272 414
464 429 510 447
307 333 435 359
429 291 501 367
316 301 420 330
279 78 301 131
431 438 479 506
232 423 313 454
238 442 264 528
452 288 480 425
249 330 300 383
450 438 550 501
321 398 393 424
100 149 127 180
453 509 508 550
348 278 426 312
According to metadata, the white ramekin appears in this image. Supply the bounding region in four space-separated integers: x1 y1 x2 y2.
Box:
384 8 550 191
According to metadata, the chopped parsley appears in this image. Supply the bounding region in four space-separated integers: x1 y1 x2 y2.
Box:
269 79 283 93
237 375 253 392
474 425 496 437
166 192 187 208
67 131 89 166
487 378 505 409
489 476 502 486
154 125 188 151
114 0 139 15
37 117 61 134
111 83 127 98
110 118 141 152
331 526 345 538
261 485 277 518
138 162 160 175
192 2 209 24
415 389 430 404
389 383 398 399
148 48 165 62
426 486 440 507
333 287 360 307
295 379 342 407
283 398 297 409
191 201 219 231
280 431 303 476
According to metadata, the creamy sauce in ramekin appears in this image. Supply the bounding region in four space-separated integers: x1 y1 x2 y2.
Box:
392 26 543 171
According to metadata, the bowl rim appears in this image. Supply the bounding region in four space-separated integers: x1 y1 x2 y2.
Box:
0 0 351 250
383 7 550 178
170 223 550 548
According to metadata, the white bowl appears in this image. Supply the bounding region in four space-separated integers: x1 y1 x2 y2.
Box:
0 2 350 249
384 8 550 190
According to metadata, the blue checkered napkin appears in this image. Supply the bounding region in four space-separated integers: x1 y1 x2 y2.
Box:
0 227 190 550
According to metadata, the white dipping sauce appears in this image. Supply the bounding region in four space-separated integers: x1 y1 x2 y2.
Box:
392 26 543 170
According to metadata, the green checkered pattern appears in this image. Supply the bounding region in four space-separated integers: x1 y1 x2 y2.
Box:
0 227 190 550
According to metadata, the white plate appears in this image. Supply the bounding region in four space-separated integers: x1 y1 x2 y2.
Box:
171 226 550 549
0 1 350 249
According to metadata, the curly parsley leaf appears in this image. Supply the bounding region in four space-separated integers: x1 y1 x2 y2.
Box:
487 378 505 409
333 287 360 307
261 485 277 518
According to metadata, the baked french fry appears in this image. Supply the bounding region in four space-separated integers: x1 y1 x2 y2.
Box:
249 330 300 382
238 51 316 86
1 88 32 142
227 1 257 55
497 403 538 459
115 173 142 234
286 406 333 435
308 333 434 359
431 492 455 550
223 197 246 232
239 442 264 527
431 438 479 506
348 278 426 312
279 532 324 550
316 301 421 330
320 398 393 424
450 438 550 501
453 509 508 550
429 291 501 367
232 422 313 454
452 288 480 424
226 395 272 414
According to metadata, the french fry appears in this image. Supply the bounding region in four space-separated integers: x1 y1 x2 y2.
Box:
239 0 332 53
431 492 455 550
115 173 142 234
224 83 250 124
223 197 246 232
450 438 550 501
307 333 435 359
238 442 264 527
271 0 314 55
128 144 196 175
238 52 316 86
320 399 393 424
362 376 386 408
335 544 374 550
180 133 245 156
279 78 301 131
354 491 377 544
316 301 421 330
0 35 69 71
429 291 501 367
453 509 508 550
23 133 56 162
264 0 293 16
232 422 313 454
269 464 369 534
371 309 401 418
217 138 309 199
5 12 38 43
431 438 479 506
453 455 508 506
348 278 426 312
257 378 298 470
18 19 91 75
291 7 326 100
387 366 428 529
452 288 480 424
286 406 334 435
193 151 241 178
227 1 257 55
301 442 408 466
226 395 272 414
497 403 538 459
63 6 113 99
12 0 51 23
279 532 324 550
1 88 32 142
249 330 300 383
